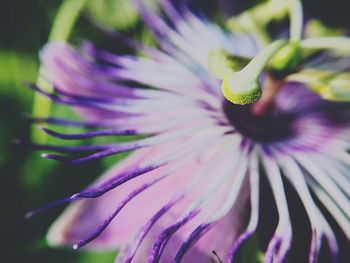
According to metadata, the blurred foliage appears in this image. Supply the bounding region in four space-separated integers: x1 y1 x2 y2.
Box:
85 0 139 30
0 0 136 262
0 51 36 104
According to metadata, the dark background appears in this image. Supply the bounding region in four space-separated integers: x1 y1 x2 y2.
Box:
1 0 349 262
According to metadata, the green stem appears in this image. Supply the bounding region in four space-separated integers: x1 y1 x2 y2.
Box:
31 0 87 144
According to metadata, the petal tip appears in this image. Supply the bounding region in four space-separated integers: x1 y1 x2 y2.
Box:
46 223 66 247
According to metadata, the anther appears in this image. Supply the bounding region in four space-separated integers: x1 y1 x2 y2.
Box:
221 40 287 105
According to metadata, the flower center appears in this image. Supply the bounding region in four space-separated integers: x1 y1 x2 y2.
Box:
223 100 296 143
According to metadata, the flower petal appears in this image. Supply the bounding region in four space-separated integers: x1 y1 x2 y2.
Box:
47 146 197 249
118 160 250 262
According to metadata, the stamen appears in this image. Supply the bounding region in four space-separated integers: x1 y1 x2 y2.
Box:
305 19 345 38
268 41 301 75
208 49 250 79
226 0 288 45
221 0 305 105
286 69 350 101
227 12 271 47
239 0 288 25
221 40 287 105
301 37 350 52
288 0 303 41
325 73 350 101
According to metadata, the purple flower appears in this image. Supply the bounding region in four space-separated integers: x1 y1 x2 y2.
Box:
30 1 350 262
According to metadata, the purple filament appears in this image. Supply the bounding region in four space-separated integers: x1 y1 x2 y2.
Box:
74 175 167 249
174 222 213 262
149 209 200 263
40 127 139 140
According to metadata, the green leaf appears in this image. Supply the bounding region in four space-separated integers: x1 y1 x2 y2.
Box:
85 0 139 30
